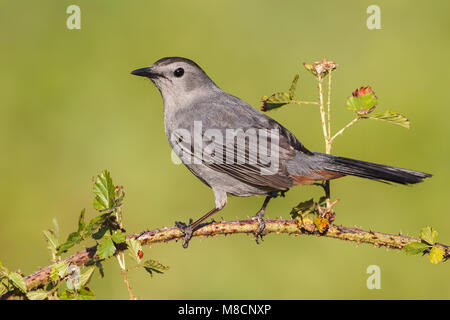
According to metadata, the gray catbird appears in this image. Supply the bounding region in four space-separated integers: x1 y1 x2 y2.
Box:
131 57 431 248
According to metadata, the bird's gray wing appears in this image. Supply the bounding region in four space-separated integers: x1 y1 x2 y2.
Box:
171 123 307 191
169 92 315 190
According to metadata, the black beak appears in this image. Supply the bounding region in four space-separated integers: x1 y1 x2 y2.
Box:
130 67 161 79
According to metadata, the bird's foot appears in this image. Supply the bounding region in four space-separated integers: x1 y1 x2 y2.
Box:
253 210 266 244
175 219 194 249
174 219 215 248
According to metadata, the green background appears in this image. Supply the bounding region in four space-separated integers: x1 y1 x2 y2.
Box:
1 0 449 299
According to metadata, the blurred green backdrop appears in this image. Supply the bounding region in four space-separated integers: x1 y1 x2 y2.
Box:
1 0 449 299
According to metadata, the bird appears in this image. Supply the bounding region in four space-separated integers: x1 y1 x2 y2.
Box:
131 57 432 248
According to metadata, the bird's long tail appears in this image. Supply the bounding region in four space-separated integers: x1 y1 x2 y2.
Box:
314 152 432 185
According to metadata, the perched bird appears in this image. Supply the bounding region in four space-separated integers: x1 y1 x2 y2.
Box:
131 57 431 248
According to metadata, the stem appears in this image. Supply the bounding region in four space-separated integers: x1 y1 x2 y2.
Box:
327 72 332 140
330 117 360 143
116 253 135 300
121 269 135 300
291 100 319 105
317 76 329 151
13 217 450 296
317 75 332 208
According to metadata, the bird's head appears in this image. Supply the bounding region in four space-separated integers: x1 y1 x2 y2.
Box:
131 57 217 101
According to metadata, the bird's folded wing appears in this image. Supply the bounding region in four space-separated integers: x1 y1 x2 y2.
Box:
172 124 311 191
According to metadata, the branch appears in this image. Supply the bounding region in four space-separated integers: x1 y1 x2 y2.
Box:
17 218 450 294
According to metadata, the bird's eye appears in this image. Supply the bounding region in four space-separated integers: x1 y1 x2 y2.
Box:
174 68 184 78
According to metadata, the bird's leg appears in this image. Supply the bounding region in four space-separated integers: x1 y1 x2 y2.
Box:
253 195 272 244
175 207 221 249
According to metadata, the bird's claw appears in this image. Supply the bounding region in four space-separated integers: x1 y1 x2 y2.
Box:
175 218 194 249
253 211 266 244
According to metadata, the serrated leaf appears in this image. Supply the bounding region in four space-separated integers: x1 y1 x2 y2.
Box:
127 238 143 263
142 260 169 277
79 267 95 287
59 289 73 300
318 196 327 204
346 86 377 115
78 209 86 233
92 225 108 240
261 92 292 111
95 261 104 278
111 230 126 244
8 272 27 293
57 231 83 255
93 170 116 211
84 213 109 238
97 238 116 259
429 246 445 264
26 289 48 300
419 226 437 245
0 261 8 277
50 261 69 282
60 287 95 300
403 242 430 255
290 198 315 219
363 110 410 129
52 218 60 239
43 229 59 256
77 287 95 300
115 185 126 207
0 281 8 296
289 74 299 99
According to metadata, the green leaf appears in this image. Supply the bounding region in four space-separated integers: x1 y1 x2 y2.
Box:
429 246 445 264
0 280 8 296
290 198 316 219
95 261 105 278
403 242 430 255
346 86 377 115
127 238 143 263
115 185 126 206
79 266 96 287
0 261 8 277
93 170 116 211
363 110 410 129
419 226 438 245
57 231 83 255
52 217 60 239
26 289 48 300
84 213 109 238
8 272 27 293
78 209 86 233
261 92 292 111
61 287 95 300
77 287 95 300
92 225 108 240
50 261 69 282
289 74 299 99
111 230 126 244
59 289 73 300
43 229 59 256
142 259 169 277
97 238 116 259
